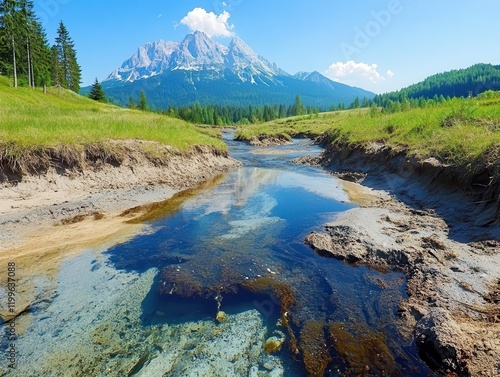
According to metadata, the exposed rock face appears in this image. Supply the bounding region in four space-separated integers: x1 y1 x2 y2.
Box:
105 30 282 83
414 309 470 375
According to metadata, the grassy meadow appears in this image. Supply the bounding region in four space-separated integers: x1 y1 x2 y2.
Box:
236 96 500 166
0 76 227 159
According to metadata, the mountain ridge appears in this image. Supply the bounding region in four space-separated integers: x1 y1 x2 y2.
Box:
105 31 283 83
96 31 375 109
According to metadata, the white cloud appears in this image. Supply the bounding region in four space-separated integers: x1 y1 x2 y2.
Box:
386 69 395 78
324 61 391 86
180 7 234 38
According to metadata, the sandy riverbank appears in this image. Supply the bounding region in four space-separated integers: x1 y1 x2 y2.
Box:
0 143 240 323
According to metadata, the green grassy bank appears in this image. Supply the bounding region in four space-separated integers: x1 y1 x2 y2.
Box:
0 76 226 172
236 96 500 167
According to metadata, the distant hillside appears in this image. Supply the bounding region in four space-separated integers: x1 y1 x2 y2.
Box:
374 63 500 104
86 31 374 110
99 69 373 110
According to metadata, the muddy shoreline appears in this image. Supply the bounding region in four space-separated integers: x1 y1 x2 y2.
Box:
300 141 500 376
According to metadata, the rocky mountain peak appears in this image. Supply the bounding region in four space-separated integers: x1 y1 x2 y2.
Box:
105 31 284 82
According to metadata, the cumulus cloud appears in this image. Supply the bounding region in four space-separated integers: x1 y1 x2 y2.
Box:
180 7 234 37
324 61 391 86
386 69 395 78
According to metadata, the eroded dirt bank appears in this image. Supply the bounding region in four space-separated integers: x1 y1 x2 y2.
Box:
235 134 292 147
0 141 240 323
299 141 500 376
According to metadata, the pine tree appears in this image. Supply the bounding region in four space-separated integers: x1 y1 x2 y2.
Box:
290 94 305 116
54 21 81 92
88 77 106 102
30 19 51 89
138 90 148 111
128 94 135 109
50 44 61 88
0 0 19 87
19 0 50 88
1 1 53 89
350 97 360 109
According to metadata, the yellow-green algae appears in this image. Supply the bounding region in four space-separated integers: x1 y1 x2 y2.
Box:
329 322 396 376
299 321 332 377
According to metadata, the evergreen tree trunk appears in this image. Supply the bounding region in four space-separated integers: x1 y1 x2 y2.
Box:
27 38 31 87
11 34 17 88
30 55 35 88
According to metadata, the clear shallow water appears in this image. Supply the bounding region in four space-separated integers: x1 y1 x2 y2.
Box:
1 134 435 376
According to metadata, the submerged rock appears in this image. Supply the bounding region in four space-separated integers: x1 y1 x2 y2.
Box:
328 322 395 376
216 310 228 323
299 321 332 377
263 336 285 354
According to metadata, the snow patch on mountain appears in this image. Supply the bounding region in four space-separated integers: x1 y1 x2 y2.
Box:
106 31 286 84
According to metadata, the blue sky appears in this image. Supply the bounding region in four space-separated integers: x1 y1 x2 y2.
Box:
35 0 500 94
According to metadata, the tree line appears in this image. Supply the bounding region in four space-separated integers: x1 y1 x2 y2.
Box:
346 93 455 115
342 64 500 115
0 0 81 92
372 63 500 108
153 95 320 126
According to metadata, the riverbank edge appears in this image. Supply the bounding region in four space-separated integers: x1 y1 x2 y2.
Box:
0 141 241 322
0 139 240 223
319 137 500 223
300 138 500 376
234 133 293 147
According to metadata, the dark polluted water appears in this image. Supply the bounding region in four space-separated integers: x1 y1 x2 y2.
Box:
2 134 436 376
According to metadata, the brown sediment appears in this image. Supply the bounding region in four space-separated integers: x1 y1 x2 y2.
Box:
328 322 396 376
235 134 293 147
336 178 379 207
0 213 147 323
299 321 332 377
58 211 105 225
121 174 226 224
